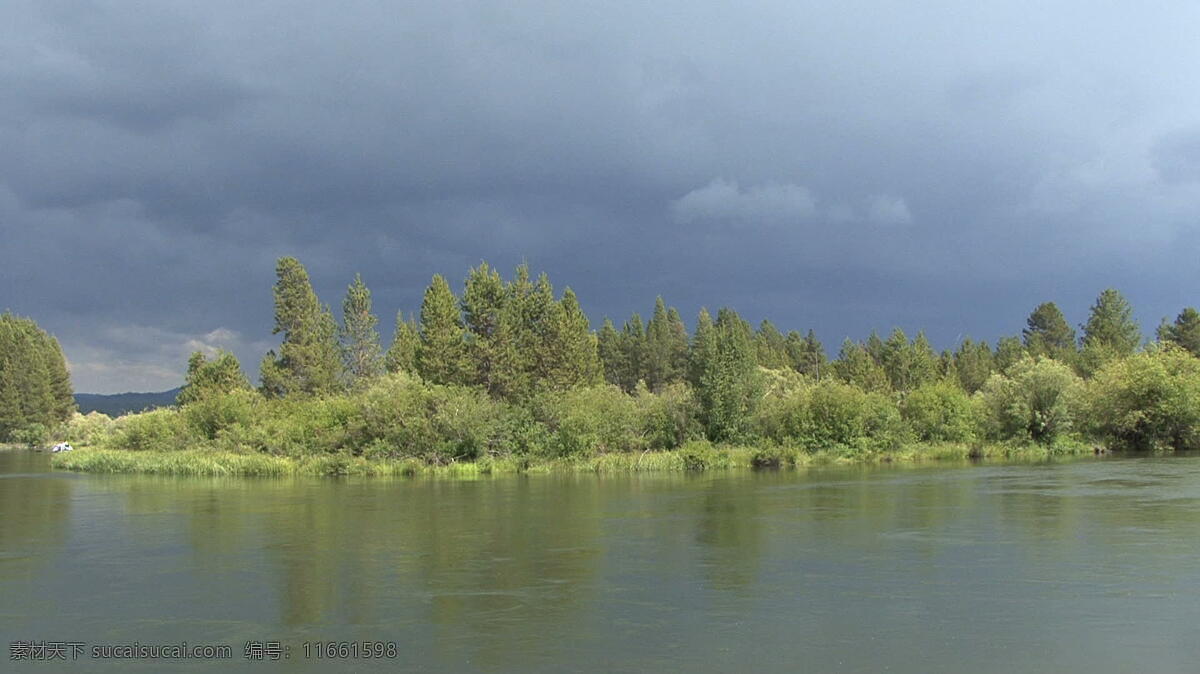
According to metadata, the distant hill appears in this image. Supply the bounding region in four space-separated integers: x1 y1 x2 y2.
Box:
74 388 182 417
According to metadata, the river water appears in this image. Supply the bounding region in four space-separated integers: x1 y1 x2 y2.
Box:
3 450 1200 672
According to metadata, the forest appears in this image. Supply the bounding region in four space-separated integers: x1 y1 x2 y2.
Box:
23 256 1200 474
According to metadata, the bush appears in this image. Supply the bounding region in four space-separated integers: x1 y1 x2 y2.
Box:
901 380 979 443
678 439 718 470
540 385 644 456
61 412 115 447
1085 344 1200 451
637 382 703 450
978 356 1082 444
756 379 908 452
100 409 195 452
182 389 257 440
11 423 49 448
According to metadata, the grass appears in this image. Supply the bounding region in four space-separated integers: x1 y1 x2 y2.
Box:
50 440 1098 478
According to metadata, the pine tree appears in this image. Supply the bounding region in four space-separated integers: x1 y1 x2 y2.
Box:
1022 302 1076 362
665 307 690 384
597 318 623 387
645 297 674 391
833 339 891 393
1157 307 1200 356
340 274 383 386
461 262 515 396
865 330 886 364
880 328 937 392
994 336 1025 375
953 337 994 393
416 274 467 385
0 314 75 437
384 312 420 375
754 319 788 369
695 308 762 442
688 308 715 390
260 257 342 397
618 313 648 392
544 288 602 389
1081 288 1141 355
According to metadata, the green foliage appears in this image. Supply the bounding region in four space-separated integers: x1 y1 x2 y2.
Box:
636 381 703 449
101 408 195 452
543 287 603 390
1023 302 1077 362
833 339 891 393
62 411 115 447
1085 344 1200 451
900 380 978 443
646 298 689 390
461 262 515 396
11 423 49 448
754 319 788 369
0 313 75 440
695 308 763 442
993 336 1025 375
384 312 420 375
177 350 250 405
756 378 906 452
539 385 645 456
880 328 938 392
417 273 468 385
1157 307 1200 357
1081 288 1141 356
978 356 1082 444
786 329 827 379
182 389 258 440
953 337 994 393
260 257 343 397
340 273 383 386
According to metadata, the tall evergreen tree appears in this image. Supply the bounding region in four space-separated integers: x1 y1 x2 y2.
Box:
1157 307 1200 356
0 313 74 438
416 274 467 385
260 257 342 397
786 329 827 379
461 262 516 396
695 308 762 442
617 313 648 392
834 338 891 393
993 336 1025 375
953 337 994 393
754 319 788 369
340 274 383 386
1081 288 1141 355
665 307 691 384
1022 302 1077 362
384 312 420 375
544 288 602 389
645 297 675 390
688 308 715 390
880 328 937 392
597 318 623 387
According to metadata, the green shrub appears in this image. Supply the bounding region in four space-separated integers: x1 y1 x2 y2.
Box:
100 409 195 451
11 423 49 448
901 380 979 442
678 439 718 470
756 379 907 452
61 412 115 447
182 389 257 440
541 385 644 456
637 382 702 450
1085 344 1200 451
978 356 1081 444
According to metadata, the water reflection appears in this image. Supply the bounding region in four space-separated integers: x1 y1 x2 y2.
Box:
0 451 73 582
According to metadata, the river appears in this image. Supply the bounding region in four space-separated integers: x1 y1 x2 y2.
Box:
3 450 1200 672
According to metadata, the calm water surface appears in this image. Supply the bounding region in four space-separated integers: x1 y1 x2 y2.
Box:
4 450 1200 672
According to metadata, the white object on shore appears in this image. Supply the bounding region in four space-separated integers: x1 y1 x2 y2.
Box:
51 442 73 453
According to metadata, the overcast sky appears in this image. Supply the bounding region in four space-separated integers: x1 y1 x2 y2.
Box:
3 0 1200 393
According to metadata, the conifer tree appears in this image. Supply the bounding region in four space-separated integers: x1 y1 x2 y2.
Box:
461 262 515 395
754 319 788 369
340 274 383 386
665 307 691 383
1081 288 1141 355
0 313 74 438
618 313 648 392
993 336 1025 375
833 339 891 393
954 337 994 393
645 297 674 391
1022 302 1077 362
417 274 467 385
598 318 623 387
259 257 342 397
695 308 761 442
688 308 715 389
544 288 602 389
1157 307 1200 357
384 312 420 375
865 330 886 364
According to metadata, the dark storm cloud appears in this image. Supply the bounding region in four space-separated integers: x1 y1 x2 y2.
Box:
3 0 1200 392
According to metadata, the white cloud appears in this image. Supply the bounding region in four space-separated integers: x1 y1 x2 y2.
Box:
866 195 913 226
670 178 817 225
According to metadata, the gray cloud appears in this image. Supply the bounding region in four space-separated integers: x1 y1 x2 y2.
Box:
3 0 1200 391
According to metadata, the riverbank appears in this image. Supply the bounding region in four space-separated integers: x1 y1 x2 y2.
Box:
50 441 1097 477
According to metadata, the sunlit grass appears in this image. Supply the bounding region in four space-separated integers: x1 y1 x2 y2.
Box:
51 438 1097 479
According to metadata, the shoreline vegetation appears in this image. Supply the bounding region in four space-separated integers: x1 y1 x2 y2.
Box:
50 441 1098 478
10 257 1200 479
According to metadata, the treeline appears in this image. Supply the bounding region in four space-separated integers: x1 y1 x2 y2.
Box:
0 313 75 443
63 257 1200 462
